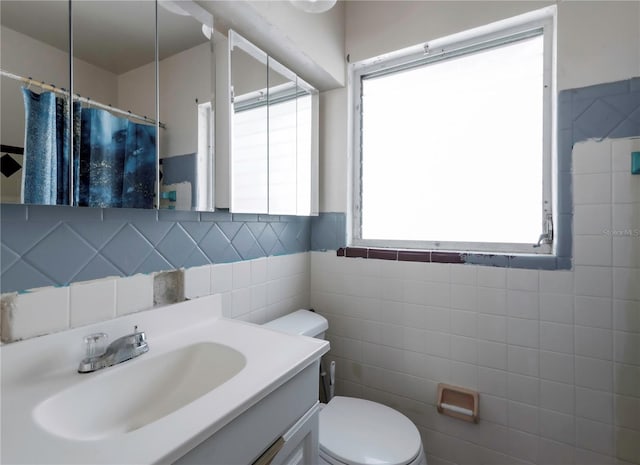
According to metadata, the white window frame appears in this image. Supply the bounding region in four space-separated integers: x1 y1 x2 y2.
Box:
349 6 557 255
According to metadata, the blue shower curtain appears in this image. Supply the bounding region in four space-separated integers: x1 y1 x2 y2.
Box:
22 88 156 208
78 107 156 209
21 88 58 204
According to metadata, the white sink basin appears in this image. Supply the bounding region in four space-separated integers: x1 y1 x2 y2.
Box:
33 342 246 440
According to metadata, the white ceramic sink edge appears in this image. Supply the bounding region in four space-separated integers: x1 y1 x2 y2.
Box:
1 295 330 464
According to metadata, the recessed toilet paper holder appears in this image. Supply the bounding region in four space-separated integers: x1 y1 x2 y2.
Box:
436 383 479 423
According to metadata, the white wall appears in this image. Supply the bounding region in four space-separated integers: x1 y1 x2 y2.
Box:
159 42 212 158
0 26 118 149
312 137 640 465
199 0 345 91
311 3 640 464
1 252 311 343
345 1 640 92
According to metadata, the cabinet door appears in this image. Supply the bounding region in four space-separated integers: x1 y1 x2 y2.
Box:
270 404 320 465
268 58 297 215
295 77 319 216
229 31 269 214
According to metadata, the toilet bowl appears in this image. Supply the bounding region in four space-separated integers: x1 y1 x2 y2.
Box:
264 310 428 465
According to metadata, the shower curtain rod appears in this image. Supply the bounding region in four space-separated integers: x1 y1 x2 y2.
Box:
0 68 166 129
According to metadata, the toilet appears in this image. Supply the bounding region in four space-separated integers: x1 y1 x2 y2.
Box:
264 310 428 465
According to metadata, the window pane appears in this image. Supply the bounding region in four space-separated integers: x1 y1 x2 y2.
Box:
361 35 544 244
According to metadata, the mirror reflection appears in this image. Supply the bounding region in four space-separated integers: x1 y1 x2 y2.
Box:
229 32 269 214
157 1 214 211
1 0 214 211
229 30 319 217
0 0 71 205
268 58 298 215
73 0 157 209
296 77 315 216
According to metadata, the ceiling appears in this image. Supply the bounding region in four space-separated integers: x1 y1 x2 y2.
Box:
1 1 209 75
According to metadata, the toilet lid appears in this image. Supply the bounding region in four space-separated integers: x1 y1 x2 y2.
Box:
319 397 422 465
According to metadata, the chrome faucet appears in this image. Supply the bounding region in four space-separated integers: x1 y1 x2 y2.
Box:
78 326 149 373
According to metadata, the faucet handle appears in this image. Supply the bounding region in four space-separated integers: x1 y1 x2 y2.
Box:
133 325 147 346
84 332 108 358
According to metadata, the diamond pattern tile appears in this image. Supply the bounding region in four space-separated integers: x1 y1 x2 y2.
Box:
199 224 239 264
257 224 279 254
100 224 154 275
68 222 122 249
183 247 211 268
23 224 96 285
180 222 214 243
574 99 627 139
73 255 123 282
232 224 264 260
135 250 173 274
1 260 55 291
1 244 20 273
1 221 58 255
156 224 197 268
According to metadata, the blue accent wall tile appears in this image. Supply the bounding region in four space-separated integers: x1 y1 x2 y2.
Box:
232 225 263 260
23 224 96 285
183 248 211 268
180 222 214 243
136 251 173 275
1 245 20 273
555 214 573 258
463 254 509 267
571 80 630 102
257 224 279 253
557 173 573 215
232 213 259 222
311 212 346 251
217 222 243 241
100 225 153 275
69 222 122 249
1 261 55 292
73 255 123 282
509 256 557 270
1 221 58 255
157 209 199 222
156 225 197 267
103 208 157 222
132 221 174 246
0 204 27 221
28 205 102 222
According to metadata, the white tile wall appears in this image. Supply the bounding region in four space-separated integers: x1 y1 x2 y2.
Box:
311 139 640 465
0 252 311 341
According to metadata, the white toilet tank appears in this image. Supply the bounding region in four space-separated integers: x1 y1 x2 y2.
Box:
263 310 328 339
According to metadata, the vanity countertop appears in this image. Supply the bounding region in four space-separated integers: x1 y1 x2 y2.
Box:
1 295 329 464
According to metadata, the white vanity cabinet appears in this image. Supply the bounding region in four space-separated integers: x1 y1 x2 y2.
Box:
173 361 321 465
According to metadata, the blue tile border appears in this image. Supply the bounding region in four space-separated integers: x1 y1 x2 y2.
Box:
0 206 315 293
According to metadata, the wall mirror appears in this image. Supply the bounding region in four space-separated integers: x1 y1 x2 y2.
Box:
1 0 71 205
229 31 269 214
0 0 214 211
73 0 157 209
229 30 319 217
158 1 215 211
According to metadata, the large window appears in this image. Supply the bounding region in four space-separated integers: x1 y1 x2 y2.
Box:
351 7 556 254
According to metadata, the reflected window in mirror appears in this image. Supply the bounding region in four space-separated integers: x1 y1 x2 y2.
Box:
230 31 269 214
